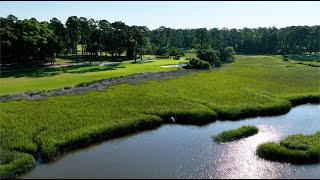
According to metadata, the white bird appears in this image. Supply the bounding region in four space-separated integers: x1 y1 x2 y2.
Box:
170 117 176 123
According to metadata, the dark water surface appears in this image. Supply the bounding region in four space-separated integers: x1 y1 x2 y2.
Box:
19 104 320 179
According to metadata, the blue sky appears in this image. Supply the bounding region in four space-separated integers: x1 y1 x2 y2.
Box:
1 1 319 29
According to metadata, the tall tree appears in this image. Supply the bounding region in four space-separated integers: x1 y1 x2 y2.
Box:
79 17 91 55
111 21 128 57
309 26 320 55
128 25 149 61
66 16 81 56
194 28 210 50
0 15 18 63
49 17 67 54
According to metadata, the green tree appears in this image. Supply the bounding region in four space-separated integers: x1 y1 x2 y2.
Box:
220 46 236 62
153 26 172 52
79 17 91 55
309 26 320 55
197 48 220 65
129 26 149 61
194 28 210 50
49 17 68 54
86 19 100 56
66 16 81 56
111 21 128 58
98 19 111 57
0 15 17 63
1 15 59 64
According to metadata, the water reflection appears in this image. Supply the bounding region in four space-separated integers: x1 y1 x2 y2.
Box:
213 125 282 179
19 104 320 179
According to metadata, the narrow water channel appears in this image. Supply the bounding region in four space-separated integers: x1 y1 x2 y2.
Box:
19 104 320 179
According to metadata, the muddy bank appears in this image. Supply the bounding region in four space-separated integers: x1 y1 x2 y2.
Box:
0 69 201 103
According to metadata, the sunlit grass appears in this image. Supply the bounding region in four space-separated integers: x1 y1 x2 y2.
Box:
214 126 258 143
0 55 319 178
0 59 187 95
257 131 320 164
0 148 35 179
184 52 197 59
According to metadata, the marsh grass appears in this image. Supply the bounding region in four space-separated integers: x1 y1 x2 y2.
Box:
214 126 258 143
0 55 319 178
287 54 320 62
0 148 35 179
282 54 320 68
257 132 320 164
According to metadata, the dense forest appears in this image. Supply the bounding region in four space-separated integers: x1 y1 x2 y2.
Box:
1 14 319 64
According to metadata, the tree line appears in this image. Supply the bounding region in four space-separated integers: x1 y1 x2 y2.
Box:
1 14 319 64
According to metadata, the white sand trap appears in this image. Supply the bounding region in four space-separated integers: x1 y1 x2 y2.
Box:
161 63 187 68
161 65 179 68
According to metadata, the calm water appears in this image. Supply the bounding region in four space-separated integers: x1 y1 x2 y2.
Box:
19 104 320 179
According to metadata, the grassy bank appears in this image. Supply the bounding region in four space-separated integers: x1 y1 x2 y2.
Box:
289 61 320 67
0 55 319 178
0 148 35 179
283 54 320 67
214 126 258 143
286 54 320 62
257 132 320 164
0 59 187 95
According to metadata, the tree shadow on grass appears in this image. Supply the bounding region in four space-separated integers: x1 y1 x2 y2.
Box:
1 63 125 78
130 60 155 64
60 55 128 62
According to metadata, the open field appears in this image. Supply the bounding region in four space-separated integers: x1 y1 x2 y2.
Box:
0 59 188 95
257 131 320 164
0 55 319 178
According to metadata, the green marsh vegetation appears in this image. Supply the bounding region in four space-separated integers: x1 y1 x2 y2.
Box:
214 126 258 143
1 14 320 178
282 54 320 67
0 55 319 178
257 131 320 164
0 148 35 179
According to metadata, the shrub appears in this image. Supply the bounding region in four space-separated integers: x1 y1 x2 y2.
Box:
212 60 222 67
282 55 289 61
184 58 210 69
214 125 258 143
197 48 220 65
169 48 185 57
155 47 168 56
220 46 236 62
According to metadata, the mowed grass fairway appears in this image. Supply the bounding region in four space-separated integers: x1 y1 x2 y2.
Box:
0 59 188 95
0 55 319 178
